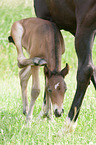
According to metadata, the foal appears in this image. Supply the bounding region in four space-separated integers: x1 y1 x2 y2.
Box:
8 18 69 122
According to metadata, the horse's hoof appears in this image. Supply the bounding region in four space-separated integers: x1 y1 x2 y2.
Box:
64 117 77 133
33 57 47 66
58 117 77 136
38 59 47 66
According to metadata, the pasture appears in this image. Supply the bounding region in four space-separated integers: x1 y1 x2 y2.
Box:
0 0 96 144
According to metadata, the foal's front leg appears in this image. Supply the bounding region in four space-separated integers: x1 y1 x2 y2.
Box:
26 66 40 122
38 77 53 120
38 91 52 119
19 66 32 115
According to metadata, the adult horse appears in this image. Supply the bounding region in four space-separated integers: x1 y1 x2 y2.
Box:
34 0 96 132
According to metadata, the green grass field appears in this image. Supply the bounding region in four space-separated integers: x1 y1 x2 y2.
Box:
0 0 96 144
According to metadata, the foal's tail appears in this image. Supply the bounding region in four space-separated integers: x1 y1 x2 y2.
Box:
8 36 15 44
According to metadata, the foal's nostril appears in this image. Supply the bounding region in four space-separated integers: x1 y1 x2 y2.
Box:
54 109 61 117
62 108 64 113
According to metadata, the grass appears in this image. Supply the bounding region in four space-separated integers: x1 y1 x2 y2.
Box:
0 0 96 144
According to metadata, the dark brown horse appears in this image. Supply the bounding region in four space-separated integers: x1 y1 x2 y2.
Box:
34 0 96 132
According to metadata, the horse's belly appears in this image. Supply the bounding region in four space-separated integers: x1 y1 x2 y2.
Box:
46 0 76 33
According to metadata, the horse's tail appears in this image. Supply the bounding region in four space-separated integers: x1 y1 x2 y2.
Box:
8 36 15 44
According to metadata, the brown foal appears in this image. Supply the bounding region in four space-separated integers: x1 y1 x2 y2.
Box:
8 17 69 122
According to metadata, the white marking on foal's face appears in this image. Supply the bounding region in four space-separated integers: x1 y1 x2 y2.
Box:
54 82 60 89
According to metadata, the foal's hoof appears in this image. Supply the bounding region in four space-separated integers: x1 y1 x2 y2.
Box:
33 57 47 66
23 110 28 116
23 110 26 115
23 107 28 116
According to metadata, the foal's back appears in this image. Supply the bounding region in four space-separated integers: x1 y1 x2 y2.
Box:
20 18 64 69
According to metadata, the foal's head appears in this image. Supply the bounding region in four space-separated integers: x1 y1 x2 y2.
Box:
44 63 69 117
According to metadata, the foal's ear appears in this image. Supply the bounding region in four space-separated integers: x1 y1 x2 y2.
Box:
60 63 69 78
44 65 52 78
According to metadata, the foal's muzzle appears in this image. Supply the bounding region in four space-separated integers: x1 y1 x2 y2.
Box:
54 108 64 117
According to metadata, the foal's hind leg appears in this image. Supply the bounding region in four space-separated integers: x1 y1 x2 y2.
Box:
11 22 26 64
19 66 32 115
26 66 40 122
11 22 36 68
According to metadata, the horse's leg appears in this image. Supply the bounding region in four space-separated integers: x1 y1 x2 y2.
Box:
19 66 32 115
91 65 96 89
43 91 52 119
91 35 96 89
37 90 47 119
64 28 95 132
26 66 40 122
38 92 52 120
37 77 52 120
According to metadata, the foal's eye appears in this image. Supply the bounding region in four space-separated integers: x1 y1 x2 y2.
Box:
47 88 52 93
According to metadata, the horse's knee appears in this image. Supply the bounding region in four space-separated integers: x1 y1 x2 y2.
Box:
31 88 40 98
77 64 94 85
